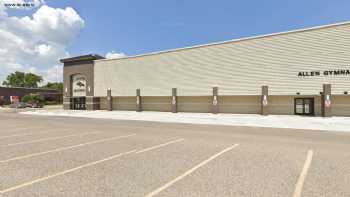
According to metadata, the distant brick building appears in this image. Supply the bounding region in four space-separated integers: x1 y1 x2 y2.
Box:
0 87 61 105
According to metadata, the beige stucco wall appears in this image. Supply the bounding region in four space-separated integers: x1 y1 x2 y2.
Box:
267 95 322 116
267 96 294 115
142 96 171 112
98 94 350 116
97 97 137 111
94 23 350 97
332 95 350 116
99 97 107 110
219 96 260 114
314 96 322 116
112 97 136 111
177 96 212 113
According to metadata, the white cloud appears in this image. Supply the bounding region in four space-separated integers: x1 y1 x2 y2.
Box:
105 51 126 59
0 48 7 55
45 65 63 82
28 66 37 73
0 2 84 83
34 44 51 56
6 62 23 70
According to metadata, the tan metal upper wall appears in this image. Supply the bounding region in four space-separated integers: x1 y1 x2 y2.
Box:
94 22 350 96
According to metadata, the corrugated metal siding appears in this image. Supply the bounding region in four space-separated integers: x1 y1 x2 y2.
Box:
94 24 350 96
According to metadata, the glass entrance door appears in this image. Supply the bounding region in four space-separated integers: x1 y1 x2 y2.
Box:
72 97 86 110
294 98 314 115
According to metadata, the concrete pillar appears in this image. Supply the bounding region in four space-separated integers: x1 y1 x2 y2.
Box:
171 88 177 113
136 89 142 112
212 87 219 114
107 89 112 111
63 96 71 110
322 84 332 117
261 86 269 115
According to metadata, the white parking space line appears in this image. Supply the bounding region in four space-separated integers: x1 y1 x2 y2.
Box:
0 126 43 131
0 131 100 147
292 149 314 197
0 150 136 194
0 134 136 163
135 138 185 154
0 131 51 140
0 136 184 193
144 143 240 197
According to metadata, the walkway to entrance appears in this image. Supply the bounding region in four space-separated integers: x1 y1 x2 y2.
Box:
20 110 350 132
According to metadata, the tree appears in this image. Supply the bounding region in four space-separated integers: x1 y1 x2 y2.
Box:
43 82 63 92
21 94 43 104
2 71 43 88
24 73 43 88
2 71 25 87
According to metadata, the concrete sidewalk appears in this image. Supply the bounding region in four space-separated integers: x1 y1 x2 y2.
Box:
20 109 350 132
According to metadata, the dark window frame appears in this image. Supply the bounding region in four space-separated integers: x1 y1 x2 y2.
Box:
294 97 315 116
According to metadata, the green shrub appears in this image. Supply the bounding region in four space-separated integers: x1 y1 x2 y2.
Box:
21 94 44 104
21 95 31 103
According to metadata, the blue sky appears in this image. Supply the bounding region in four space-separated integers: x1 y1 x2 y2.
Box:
8 0 350 56
1 0 350 82
49 0 350 56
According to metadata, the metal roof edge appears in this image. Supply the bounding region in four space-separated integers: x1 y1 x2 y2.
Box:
60 54 105 63
0 86 58 91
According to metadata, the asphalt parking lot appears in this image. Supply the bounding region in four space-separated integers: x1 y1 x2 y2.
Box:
0 111 350 197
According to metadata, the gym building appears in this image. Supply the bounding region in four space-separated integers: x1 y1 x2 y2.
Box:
60 21 350 117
